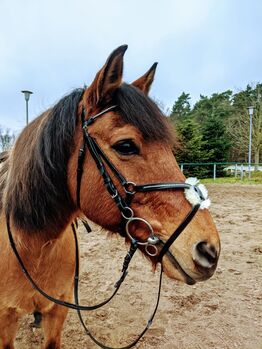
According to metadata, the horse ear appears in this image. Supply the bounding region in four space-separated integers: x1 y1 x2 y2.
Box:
132 62 158 94
86 45 128 106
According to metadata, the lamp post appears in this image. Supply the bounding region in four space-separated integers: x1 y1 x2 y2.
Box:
247 106 254 179
21 90 33 125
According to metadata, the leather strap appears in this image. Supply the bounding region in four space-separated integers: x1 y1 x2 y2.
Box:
6 213 137 312
157 204 200 261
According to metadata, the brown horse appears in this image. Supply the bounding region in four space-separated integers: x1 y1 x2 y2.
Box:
0 45 220 348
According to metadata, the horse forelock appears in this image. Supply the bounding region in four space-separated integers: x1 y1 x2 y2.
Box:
114 83 174 144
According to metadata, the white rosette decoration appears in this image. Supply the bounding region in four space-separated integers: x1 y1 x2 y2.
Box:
184 177 211 209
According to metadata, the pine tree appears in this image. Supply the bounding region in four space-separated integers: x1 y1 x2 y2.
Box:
170 92 191 123
201 115 231 162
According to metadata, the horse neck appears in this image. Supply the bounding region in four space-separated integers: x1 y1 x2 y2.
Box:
0 212 75 277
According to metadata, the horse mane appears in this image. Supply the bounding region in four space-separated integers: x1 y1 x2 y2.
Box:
1 84 174 235
0 152 9 211
2 89 84 235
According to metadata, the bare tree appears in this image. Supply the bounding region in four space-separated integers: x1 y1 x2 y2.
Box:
253 98 262 167
228 84 262 167
0 127 15 152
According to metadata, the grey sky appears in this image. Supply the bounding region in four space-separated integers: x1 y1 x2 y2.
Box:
0 0 261 132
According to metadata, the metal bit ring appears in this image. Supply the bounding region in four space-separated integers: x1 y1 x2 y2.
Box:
126 217 158 247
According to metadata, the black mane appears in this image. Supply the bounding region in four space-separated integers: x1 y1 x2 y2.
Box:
4 89 84 235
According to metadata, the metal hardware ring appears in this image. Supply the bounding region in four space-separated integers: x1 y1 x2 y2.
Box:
124 181 136 195
121 207 134 220
145 244 158 257
126 217 158 246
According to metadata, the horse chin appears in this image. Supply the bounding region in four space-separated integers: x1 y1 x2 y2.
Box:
162 250 218 285
162 252 197 285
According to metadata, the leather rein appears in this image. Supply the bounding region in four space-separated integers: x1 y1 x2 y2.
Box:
6 103 206 349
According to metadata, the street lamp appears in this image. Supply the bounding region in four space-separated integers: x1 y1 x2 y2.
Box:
247 106 254 179
21 90 33 125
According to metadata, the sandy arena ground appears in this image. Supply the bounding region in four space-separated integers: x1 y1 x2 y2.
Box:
15 184 262 349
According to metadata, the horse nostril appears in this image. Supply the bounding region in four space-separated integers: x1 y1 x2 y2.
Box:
193 241 218 269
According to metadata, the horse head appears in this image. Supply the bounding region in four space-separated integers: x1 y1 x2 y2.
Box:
68 45 220 285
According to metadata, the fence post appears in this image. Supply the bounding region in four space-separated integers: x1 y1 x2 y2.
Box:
240 164 244 180
180 164 184 172
235 163 237 178
213 163 216 180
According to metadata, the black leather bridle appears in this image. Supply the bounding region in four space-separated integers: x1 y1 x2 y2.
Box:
6 103 206 349
78 104 204 261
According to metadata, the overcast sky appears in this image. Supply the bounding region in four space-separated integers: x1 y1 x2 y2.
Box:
0 0 261 132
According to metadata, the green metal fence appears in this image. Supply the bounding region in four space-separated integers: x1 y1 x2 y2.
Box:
179 162 262 180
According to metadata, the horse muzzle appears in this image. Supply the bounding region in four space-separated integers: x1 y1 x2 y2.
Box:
192 240 219 279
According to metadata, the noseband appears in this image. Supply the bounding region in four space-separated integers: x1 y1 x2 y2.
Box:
5 103 209 349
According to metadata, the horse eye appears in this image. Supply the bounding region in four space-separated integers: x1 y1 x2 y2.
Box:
112 139 140 155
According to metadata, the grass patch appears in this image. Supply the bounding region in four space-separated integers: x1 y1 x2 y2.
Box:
201 172 262 185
